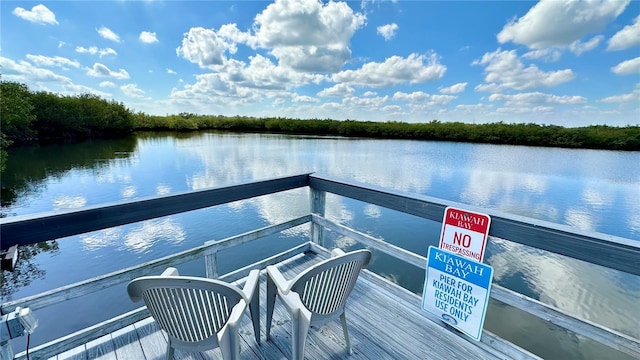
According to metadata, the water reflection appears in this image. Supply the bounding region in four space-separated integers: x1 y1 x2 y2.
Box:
80 228 121 252
488 238 640 339
121 185 137 198
0 242 59 301
123 218 186 253
156 184 171 195
77 218 187 253
1 132 638 358
1 137 137 205
52 195 87 210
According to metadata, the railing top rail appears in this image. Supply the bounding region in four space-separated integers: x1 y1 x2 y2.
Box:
0 173 310 249
308 173 640 276
2 173 638 275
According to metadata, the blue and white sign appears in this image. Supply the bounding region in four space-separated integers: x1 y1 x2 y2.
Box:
421 246 493 341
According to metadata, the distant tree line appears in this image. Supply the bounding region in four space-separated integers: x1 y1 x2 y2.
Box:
133 113 640 151
2 81 639 170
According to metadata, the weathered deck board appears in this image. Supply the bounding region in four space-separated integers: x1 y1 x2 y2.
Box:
135 318 166 360
112 324 145 359
54 251 534 360
84 333 117 360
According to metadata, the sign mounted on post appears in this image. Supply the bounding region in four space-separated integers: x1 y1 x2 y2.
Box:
439 207 491 262
421 246 493 341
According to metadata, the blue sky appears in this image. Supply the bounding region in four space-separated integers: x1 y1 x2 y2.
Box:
2 0 639 127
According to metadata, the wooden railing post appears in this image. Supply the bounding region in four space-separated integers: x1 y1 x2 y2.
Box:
204 247 218 279
310 188 326 247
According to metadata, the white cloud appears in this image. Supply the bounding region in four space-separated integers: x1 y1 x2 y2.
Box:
13 4 58 25
292 94 319 103
176 0 365 73
600 85 640 103
497 0 628 49
87 63 130 80
455 103 494 113
343 95 389 108
317 83 355 97
76 46 96 54
522 49 562 62
393 91 456 106
611 57 640 75
170 54 324 105
377 23 398 41
176 27 234 67
0 56 71 83
99 81 116 88
25 55 80 69
363 91 377 97
489 92 587 106
382 105 402 113
97 26 121 43
569 35 603 55
0 56 112 98
218 23 256 47
167 68 177 75
495 106 554 114
332 53 446 88
439 82 467 94
76 46 117 57
99 48 117 57
473 49 575 91
121 84 146 98
253 0 366 72
608 15 640 50
139 31 159 44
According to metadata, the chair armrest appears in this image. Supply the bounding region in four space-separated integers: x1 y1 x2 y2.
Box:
161 267 179 277
241 269 260 300
266 265 292 294
331 248 346 257
228 300 247 326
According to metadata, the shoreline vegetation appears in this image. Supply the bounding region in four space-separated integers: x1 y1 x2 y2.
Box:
2 81 639 170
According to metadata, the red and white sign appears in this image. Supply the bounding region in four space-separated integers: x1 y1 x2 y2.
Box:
438 207 491 262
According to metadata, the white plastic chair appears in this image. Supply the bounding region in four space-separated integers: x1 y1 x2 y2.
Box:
265 249 371 360
127 267 260 360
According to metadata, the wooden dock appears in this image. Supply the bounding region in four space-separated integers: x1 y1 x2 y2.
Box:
2 174 638 360
51 250 538 360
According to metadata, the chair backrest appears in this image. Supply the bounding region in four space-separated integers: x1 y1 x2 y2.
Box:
127 276 245 348
290 250 371 316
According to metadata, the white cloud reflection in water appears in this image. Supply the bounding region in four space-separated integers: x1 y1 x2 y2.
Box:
121 185 136 198
123 218 186 253
156 184 171 195
52 195 87 210
80 228 121 251
78 219 186 253
488 238 640 339
364 204 382 218
564 208 596 232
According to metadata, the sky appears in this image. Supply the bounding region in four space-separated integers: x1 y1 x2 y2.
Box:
1 0 639 127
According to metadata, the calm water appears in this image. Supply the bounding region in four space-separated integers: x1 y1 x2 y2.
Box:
2 132 639 359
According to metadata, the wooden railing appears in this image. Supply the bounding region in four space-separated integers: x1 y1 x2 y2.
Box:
1 173 638 359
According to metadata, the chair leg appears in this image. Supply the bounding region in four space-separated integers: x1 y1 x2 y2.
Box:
291 308 311 360
165 343 175 360
266 275 276 340
341 312 352 355
219 328 241 360
249 279 261 345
